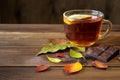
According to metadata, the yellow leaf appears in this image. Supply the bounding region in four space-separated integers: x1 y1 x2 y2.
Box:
64 61 83 73
46 55 61 63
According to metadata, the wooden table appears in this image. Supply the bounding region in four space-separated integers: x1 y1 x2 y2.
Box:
0 24 120 80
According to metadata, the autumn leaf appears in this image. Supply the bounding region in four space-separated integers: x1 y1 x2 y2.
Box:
55 53 64 57
36 42 73 56
74 46 86 52
70 49 83 58
46 55 61 63
92 61 108 69
36 65 49 72
64 61 83 73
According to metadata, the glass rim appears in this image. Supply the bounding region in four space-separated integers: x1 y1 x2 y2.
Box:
63 9 104 18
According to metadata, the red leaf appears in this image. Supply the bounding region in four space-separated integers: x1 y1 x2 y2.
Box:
92 61 108 69
36 65 49 72
55 53 64 57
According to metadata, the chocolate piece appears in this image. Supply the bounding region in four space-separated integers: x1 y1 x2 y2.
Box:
99 52 112 62
84 47 102 58
83 44 119 62
96 44 109 51
105 47 119 54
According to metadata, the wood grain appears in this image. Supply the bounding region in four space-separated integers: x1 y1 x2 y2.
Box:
1 0 120 24
0 67 120 80
0 24 119 80
0 24 120 32
0 24 119 66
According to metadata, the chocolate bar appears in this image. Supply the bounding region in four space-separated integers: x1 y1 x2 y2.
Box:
83 44 119 62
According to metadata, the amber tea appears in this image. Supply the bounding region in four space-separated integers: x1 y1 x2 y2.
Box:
63 10 112 46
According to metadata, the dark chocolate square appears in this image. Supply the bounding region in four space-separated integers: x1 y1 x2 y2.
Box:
98 52 112 62
96 44 109 51
84 47 103 57
105 47 119 54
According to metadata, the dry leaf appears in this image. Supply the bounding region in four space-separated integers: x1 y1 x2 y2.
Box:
36 65 49 72
92 61 108 69
46 55 61 63
55 53 64 57
64 61 83 73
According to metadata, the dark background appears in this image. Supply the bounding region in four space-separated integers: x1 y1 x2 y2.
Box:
0 0 120 24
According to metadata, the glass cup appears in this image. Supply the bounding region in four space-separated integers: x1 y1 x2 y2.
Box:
63 10 112 47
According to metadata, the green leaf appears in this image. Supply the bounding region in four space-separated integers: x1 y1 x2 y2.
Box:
70 49 83 58
74 46 86 52
46 55 61 63
66 42 73 48
36 42 73 56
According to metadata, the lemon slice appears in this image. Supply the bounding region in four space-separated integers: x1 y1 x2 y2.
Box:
68 14 92 21
64 18 72 25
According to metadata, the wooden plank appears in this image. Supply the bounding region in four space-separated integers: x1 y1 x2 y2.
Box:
0 31 119 66
0 32 64 46
0 26 119 65
0 32 120 46
0 45 119 66
0 24 64 32
0 26 119 79
0 24 120 32
0 66 120 80
0 24 119 80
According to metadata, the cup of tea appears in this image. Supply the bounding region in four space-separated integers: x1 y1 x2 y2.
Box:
63 10 112 47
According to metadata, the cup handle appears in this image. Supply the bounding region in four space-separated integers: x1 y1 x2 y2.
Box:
99 19 112 39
